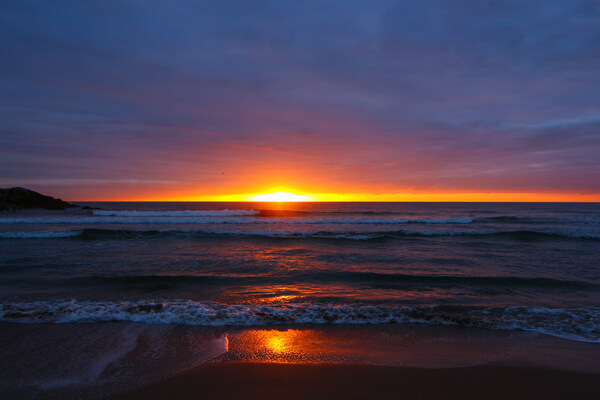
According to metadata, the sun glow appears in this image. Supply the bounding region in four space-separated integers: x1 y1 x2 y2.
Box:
250 191 312 202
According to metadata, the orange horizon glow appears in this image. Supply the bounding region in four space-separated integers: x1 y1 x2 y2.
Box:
65 188 600 202
250 191 314 202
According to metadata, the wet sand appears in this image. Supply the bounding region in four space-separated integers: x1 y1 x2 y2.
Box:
3 323 598 399
109 325 600 400
109 361 600 400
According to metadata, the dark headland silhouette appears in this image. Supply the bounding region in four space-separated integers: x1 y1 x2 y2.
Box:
0 187 78 211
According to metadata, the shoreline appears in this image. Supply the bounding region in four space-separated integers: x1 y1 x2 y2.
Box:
108 324 599 399
2 322 599 399
108 361 600 400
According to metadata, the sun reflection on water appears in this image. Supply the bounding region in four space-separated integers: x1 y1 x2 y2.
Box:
265 331 291 353
259 295 299 304
227 329 318 363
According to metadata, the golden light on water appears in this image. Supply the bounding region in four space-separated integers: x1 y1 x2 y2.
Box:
228 329 312 362
265 331 291 353
252 329 306 357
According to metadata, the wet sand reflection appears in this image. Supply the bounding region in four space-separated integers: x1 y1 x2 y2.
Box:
214 325 577 368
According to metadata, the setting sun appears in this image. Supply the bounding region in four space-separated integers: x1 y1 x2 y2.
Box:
250 192 313 202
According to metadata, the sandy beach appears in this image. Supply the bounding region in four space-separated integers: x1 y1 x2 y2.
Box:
109 324 599 400
110 362 600 400
2 318 599 399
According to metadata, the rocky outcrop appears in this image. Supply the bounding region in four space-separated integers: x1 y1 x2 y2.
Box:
0 187 79 211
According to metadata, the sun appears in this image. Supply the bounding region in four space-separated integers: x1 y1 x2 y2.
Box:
250 191 312 202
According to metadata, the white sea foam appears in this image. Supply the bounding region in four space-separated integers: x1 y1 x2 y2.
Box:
0 216 473 225
0 231 83 238
401 230 492 236
92 210 259 217
1 300 598 343
1 228 597 241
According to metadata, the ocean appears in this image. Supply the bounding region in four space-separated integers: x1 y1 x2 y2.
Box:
1 202 599 397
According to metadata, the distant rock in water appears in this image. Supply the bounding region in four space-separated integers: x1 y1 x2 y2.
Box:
0 187 79 211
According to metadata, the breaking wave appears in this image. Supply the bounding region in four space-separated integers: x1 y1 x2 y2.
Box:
1 300 598 343
475 216 537 223
63 272 597 290
1 228 598 241
0 216 473 225
0 231 83 239
92 209 259 217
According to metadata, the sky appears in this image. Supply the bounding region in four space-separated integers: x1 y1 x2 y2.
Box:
1 0 599 201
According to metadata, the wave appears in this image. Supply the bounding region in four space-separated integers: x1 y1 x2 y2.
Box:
256 209 422 217
1 300 598 343
1 228 598 241
314 271 597 289
475 216 537 223
475 215 600 225
256 209 311 217
91 208 462 218
92 209 259 217
0 231 83 239
400 230 600 240
0 216 473 225
65 272 596 290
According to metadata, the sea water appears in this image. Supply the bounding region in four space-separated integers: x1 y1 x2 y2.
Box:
1 202 599 397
